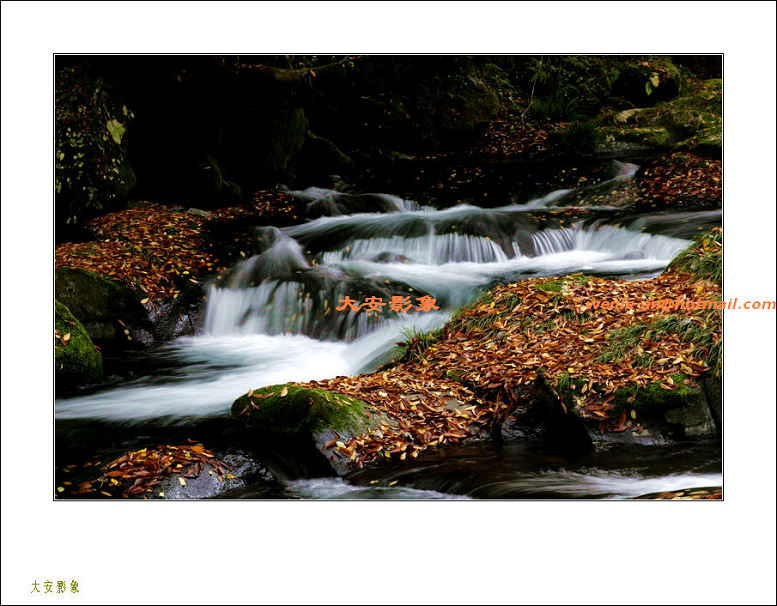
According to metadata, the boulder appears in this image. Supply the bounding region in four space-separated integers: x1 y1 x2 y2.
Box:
55 300 102 393
232 384 390 475
55 268 148 346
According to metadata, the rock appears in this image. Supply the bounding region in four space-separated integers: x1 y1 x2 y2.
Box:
606 373 720 440
55 300 102 393
186 207 213 218
55 268 148 347
232 384 390 476
225 105 308 182
603 78 721 157
503 371 593 458
190 156 244 207
158 453 271 500
700 373 722 432
663 394 717 438
372 252 412 264
597 126 673 154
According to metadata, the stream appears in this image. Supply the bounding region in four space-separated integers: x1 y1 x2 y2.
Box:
55 160 723 499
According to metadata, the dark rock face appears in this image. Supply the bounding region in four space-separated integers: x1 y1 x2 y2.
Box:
658 373 720 439
502 372 594 458
55 300 103 393
55 268 148 347
136 279 206 345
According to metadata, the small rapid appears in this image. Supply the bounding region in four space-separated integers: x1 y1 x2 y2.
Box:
56 183 712 423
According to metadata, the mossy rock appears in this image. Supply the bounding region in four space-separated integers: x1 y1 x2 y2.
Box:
55 300 102 393
604 79 721 157
55 268 147 344
598 126 673 152
232 384 390 475
553 369 719 440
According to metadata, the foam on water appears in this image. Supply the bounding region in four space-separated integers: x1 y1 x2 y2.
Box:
56 175 709 423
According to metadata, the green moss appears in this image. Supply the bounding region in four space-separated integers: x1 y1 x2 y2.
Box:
605 78 721 155
599 126 672 149
536 280 565 293
569 274 593 286
554 373 589 407
610 374 699 415
55 268 146 342
554 371 700 418
444 369 476 389
232 384 379 436
55 300 102 390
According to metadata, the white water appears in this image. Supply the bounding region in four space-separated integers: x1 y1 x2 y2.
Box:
57 179 702 423
469 469 722 499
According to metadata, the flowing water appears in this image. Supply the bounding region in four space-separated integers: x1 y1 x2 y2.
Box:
55 161 722 498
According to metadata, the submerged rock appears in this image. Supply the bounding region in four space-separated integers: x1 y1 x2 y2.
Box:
55 300 102 393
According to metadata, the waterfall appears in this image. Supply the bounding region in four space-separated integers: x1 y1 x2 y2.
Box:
203 201 691 341
58 165 718 423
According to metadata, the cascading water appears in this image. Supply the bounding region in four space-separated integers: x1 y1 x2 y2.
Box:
55 164 721 499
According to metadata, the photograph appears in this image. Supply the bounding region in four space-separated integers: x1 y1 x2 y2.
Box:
2 2 775 604
53 53 727 501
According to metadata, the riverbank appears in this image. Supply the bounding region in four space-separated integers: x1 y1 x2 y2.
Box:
231 229 721 472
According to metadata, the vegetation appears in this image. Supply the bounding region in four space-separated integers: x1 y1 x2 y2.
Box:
232 384 379 436
56 64 136 231
55 300 102 391
669 227 723 282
